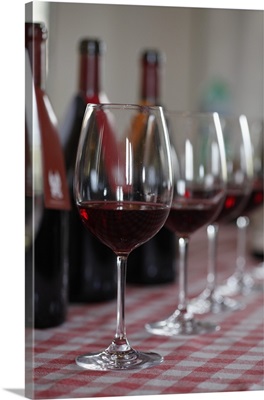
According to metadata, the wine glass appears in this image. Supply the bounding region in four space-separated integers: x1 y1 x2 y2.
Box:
188 115 254 314
74 103 173 370
145 111 227 336
217 117 263 296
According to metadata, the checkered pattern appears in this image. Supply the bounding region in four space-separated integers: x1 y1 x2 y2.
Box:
26 223 264 399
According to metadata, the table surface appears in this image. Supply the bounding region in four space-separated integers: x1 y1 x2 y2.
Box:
26 223 264 399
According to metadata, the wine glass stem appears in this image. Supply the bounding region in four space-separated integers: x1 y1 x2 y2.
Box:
178 237 189 313
206 223 219 293
107 255 131 353
116 255 127 339
235 216 250 277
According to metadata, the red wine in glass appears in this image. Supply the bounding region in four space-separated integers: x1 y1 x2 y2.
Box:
145 111 227 337
74 103 173 370
166 193 224 238
78 201 169 255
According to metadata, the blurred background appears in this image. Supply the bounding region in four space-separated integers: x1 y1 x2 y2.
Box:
25 1 263 263
27 1 263 126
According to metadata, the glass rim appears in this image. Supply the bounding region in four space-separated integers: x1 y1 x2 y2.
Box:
85 102 164 112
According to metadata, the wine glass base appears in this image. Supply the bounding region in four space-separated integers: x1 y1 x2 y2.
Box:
217 272 256 296
188 288 244 314
76 348 163 371
145 310 220 337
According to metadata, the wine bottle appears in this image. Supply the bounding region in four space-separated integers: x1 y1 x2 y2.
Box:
59 38 116 303
126 49 177 285
25 22 70 328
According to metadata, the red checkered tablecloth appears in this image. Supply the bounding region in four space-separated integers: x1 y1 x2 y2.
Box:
26 224 264 399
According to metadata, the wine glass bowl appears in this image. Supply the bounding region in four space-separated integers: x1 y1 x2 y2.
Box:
215 115 253 223
145 111 227 336
74 103 173 370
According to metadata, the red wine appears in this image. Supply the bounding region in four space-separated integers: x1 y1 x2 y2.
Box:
166 197 223 238
78 201 169 255
215 188 249 223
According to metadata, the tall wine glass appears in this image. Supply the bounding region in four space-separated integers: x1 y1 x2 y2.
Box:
74 103 173 370
188 115 253 314
217 118 263 296
145 111 227 336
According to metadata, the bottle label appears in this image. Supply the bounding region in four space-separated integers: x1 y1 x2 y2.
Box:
34 87 71 210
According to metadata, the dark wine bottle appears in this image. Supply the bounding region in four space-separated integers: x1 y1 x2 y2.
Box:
59 38 116 303
126 49 177 285
25 22 71 329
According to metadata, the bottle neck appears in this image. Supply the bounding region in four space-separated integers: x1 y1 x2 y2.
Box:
78 53 100 101
140 59 160 105
26 38 46 89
